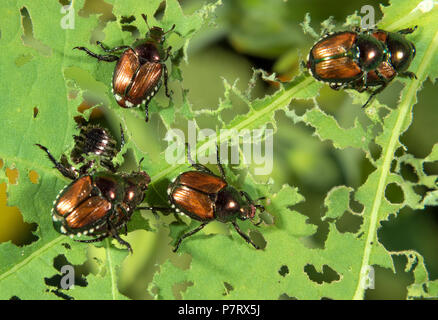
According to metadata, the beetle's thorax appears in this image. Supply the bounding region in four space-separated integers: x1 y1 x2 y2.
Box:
134 42 161 64
214 187 253 223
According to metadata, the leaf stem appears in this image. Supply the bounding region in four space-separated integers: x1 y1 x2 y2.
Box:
352 29 438 300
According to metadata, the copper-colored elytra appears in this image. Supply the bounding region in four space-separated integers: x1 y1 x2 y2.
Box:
315 57 362 80
311 32 357 61
55 176 92 216
127 62 162 105
172 186 214 220
113 49 139 101
178 171 227 194
66 196 111 229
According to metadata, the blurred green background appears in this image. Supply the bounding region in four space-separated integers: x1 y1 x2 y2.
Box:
1 0 438 299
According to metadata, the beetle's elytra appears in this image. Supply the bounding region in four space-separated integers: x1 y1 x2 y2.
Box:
74 14 175 122
307 26 417 107
144 144 266 252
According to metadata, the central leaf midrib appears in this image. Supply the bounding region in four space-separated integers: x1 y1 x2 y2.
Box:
352 29 438 300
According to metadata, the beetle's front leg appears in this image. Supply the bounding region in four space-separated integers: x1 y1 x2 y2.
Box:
35 144 78 180
73 46 119 62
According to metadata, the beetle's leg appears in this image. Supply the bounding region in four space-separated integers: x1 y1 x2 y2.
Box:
173 222 208 252
35 144 78 180
144 104 149 122
162 64 172 98
398 26 417 35
73 46 119 62
362 82 387 108
232 221 260 249
112 232 133 253
96 41 130 53
185 143 215 174
399 71 417 79
107 218 133 253
162 46 172 62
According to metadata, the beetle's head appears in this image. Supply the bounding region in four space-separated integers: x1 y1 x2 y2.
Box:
142 14 175 44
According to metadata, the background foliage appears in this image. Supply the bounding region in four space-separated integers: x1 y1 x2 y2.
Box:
0 0 438 299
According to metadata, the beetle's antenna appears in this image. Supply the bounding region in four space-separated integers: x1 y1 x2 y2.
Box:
138 157 145 171
164 24 176 35
141 14 151 32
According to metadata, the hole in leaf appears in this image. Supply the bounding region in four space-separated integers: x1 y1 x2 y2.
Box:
45 255 88 289
223 282 234 296
249 229 266 250
120 15 135 24
76 101 104 120
19 7 52 56
33 107 39 118
153 1 166 20
364 257 414 299
390 159 398 173
378 107 390 119
78 0 116 44
395 147 405 157
349 192 364 214
385 183 404 204
335 211 363 234
278 265 289 277
121 25 140 38
172 281 193 300
6 167 18 185
423 161 438 176
413 185 432 202
304 264 340 284
28 170 39 184
10 296 21 300
368 141 381 161
400 163 419 183
0 183 39 245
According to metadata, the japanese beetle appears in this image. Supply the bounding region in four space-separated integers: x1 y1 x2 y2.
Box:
74 14 175 122
306 27 417 107
36 132 149 253
70 123 125 172
145 145 265 252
